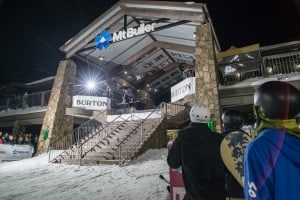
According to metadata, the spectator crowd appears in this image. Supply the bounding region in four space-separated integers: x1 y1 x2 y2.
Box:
0 131 39 155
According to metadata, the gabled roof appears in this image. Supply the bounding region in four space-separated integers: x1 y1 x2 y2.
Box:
60 0 219 103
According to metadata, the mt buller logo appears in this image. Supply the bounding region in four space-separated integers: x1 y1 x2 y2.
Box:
95 23 156 50
94 30 112 50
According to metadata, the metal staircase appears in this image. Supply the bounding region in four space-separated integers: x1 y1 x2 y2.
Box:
47 103 190 166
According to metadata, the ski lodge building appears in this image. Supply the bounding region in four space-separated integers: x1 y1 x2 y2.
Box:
0 0 299 165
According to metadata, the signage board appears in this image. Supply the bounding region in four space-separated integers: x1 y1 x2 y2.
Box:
72 95 111 111
0 144 34 161
95 22 156 50
171 77 195 102
112 23 156 42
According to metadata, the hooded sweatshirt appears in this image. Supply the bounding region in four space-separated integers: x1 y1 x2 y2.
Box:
167 123 225 200
244 128 300 200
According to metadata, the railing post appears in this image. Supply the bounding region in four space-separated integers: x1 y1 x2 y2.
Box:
41 91 45 107
80 146 83 166
166 103 168 117
78 129 81 145
261 57 267 77
118 145 121 165
48 148 51 162
141 123 144 140
161 102 165 118
5 98 10 111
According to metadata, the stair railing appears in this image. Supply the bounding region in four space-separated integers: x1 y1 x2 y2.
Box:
78 114 133 162
117 105 164 165
163 102 188 119
48 109 127 163
48 118 101 162
164 102 190 127
48 102 188 164
117 102 190 166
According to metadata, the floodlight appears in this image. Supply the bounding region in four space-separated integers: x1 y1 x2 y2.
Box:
86 81 96 90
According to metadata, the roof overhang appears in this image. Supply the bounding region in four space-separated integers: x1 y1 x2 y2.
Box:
60 1 211 57
59 0 220 105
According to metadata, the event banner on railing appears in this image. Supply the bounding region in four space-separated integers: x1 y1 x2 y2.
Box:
72 95 111 110
0 144 33 161
171 77 195 102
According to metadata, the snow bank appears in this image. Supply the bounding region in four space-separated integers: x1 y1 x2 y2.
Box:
0 148 170 200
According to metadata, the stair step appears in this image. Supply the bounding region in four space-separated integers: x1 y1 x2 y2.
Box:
49 117 163 166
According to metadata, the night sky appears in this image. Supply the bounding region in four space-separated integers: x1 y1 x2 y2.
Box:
0 0 299 86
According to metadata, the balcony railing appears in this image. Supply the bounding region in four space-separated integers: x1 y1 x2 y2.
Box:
262 51 300 76
0 51 299 113
217 51 300 86
0 90 51 112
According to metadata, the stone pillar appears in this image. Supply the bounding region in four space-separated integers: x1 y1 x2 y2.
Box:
194 23 222 132
37 59 76 154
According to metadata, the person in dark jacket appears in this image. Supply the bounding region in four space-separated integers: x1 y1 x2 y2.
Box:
221 110 246 199
167 104 226 200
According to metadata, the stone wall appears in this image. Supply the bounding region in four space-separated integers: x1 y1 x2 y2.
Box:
37 59 76 153
194 23 222 132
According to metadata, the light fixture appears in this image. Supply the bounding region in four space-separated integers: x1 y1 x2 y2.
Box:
86 81 96 90
99 56 104 61
193 32 196 38
267 66 273 74
124 71 128 75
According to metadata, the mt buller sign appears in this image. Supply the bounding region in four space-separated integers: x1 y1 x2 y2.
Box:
95 23 156 50
112 23 156 42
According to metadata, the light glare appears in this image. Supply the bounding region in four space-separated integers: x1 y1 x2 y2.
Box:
86 81 95 90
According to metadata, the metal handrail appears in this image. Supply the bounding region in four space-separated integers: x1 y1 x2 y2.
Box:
79 115 133 160
117 102 189 165
48 110 132 163
48 102 187 165
48 116 100 150
47 118 101 162
117 105 164 165
163 102 188 118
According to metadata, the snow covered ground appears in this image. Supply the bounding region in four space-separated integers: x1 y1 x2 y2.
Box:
0 148 170 200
